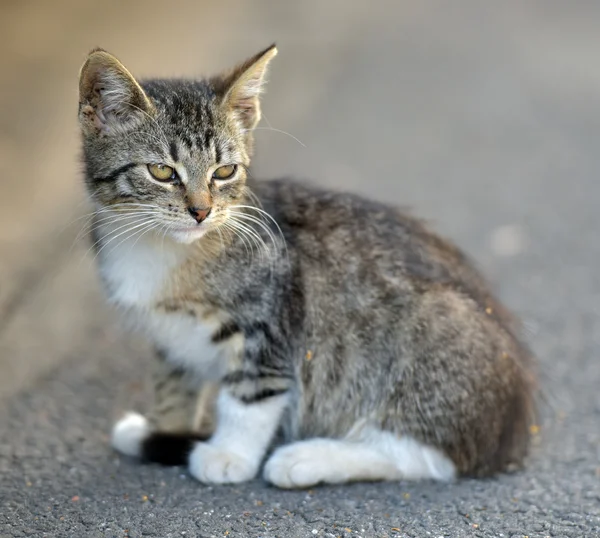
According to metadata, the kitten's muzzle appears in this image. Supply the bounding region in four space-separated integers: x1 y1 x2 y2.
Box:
188 206 212 223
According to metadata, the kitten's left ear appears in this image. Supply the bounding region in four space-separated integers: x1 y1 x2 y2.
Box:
78 48 154 136
213 44 278 131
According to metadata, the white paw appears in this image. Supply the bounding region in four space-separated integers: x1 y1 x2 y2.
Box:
188 443 257 484
111 412 150 458
263 441 334 489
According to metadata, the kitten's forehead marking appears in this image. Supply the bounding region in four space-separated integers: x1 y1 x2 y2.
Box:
169 140 179 163
171 142 214 187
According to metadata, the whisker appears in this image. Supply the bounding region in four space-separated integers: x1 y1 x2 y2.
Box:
228 210 286 270
68 214 152 253
103 220 158 261
215 225 226 254
218 223 237 253
160 221 171 250
65 202 161 230
128 220 161 251
226 219 264 257
226 216 277 275
230 211 279 250
230 204 288 261
59 203 148 241
242 187 265 211
261 112 274 130
229 215 274 265
250 126 306 148
82 218 139 261
228 222 253 259
71 210 159 253
87 210 158 229
89 217 156 263
227 218 266 261
221 221 252 259
230 204 284 235
60 210 98 231
228 216 266 250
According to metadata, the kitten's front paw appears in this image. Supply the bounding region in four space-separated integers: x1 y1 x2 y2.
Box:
111 412 150 458
188 443 257 484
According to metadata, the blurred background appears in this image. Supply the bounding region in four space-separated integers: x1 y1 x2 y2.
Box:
1 0 600 522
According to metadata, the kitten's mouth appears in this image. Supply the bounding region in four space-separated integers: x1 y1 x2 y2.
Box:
169 225 209 244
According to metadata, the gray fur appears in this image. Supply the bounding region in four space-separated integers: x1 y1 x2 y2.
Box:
79 46 536 478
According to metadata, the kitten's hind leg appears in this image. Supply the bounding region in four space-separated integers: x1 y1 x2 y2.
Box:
111 351 213 465
263 427 456 489
264 438 401 488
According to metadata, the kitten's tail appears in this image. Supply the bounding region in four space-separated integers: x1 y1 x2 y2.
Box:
111 413 209 466
141 432 209 466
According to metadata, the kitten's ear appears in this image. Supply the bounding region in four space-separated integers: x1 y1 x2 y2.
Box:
78 48 153 136
213 44 277 131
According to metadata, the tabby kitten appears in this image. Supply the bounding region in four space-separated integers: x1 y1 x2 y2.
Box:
78 45 536 487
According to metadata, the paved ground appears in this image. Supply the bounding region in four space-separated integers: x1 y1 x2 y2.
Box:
1 1 600 536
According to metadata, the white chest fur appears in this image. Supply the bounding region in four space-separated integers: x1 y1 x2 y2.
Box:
97 222 183 307
140 309 226 379
97 224 225 378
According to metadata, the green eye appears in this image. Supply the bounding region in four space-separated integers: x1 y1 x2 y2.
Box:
148 163 176 182
212 164 237 180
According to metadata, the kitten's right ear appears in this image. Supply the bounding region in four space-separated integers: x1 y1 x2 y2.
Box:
78 48 153 136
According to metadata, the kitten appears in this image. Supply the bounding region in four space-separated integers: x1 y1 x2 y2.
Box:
78 45 536 488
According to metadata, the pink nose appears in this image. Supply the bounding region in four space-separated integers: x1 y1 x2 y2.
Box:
188 206 211 223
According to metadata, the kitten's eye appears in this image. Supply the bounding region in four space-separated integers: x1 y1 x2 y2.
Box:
212 164 237 180
148 163 176 182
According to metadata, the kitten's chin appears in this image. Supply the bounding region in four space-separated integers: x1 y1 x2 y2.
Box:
169 226 209 244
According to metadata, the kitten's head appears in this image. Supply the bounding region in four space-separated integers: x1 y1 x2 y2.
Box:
78 45 276 244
